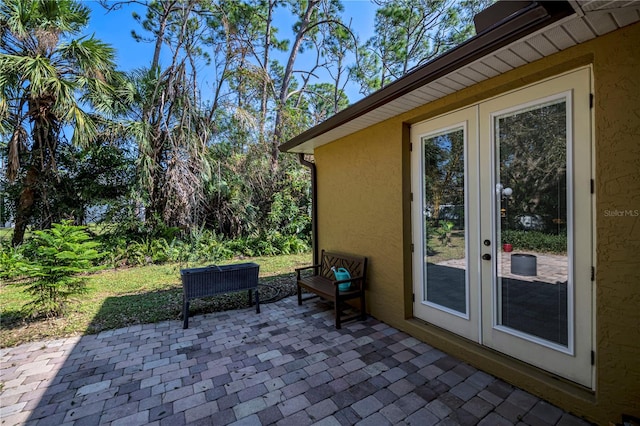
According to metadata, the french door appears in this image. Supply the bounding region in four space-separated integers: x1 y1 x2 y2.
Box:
411 68 593 387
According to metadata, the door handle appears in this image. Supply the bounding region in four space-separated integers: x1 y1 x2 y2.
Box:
482 253 491 261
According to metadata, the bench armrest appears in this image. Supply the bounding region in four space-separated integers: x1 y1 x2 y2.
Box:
332 275 365 290
295 264 321 279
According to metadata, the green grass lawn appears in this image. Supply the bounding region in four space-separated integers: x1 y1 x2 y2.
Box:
0 253 312 348
0 228 13 242
426 230 465 263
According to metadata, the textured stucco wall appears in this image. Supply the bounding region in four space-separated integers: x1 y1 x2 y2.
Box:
591 21 640 420
315 122 406 325
312 21 640 425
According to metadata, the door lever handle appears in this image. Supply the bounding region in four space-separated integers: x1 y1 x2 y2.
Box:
482 253 491 261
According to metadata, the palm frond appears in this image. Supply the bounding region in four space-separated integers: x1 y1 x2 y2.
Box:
58 36 116 76
16 55 58 96
66 104 98 147
7 126 26 182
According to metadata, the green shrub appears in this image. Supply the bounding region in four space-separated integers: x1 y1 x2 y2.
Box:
87 219 310 267
16 221 105 317
502 229 566 254
436 221 455 247
195 239 234 262
0 242 24 280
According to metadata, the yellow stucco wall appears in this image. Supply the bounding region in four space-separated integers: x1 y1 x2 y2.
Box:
313 22 640 425
315 122 406 322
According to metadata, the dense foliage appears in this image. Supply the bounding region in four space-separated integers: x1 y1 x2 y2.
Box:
0 0 127 245
0 0 495 319
501 229 567 254
1 0 489 250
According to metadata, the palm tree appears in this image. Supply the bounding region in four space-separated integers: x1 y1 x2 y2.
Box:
0 0 123 246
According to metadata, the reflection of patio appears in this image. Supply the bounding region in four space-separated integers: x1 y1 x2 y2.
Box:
435 252 568 285
499 252 568 284
426 252 570 346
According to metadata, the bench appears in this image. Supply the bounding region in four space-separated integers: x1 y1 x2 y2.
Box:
180 262 260 329
296 250 368 329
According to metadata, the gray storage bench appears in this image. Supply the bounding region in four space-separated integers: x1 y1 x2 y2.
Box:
180 262 260 329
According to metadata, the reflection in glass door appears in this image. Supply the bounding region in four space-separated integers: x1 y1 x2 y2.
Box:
494 98 570 347
480 67 593 387
412 108 479 343
412 68 592 387
423 128 466 315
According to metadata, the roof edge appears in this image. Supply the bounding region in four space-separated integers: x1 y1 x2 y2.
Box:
279 0 574 154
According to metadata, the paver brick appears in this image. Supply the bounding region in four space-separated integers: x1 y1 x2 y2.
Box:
276 409 313 426
478 412 515 426
173 391 207 413
100 401 141 423
380 402 406 423
216 392 240 411
425 398 452 419
278 394 311 417
439 370 464 387
238 383 268 402
140 394 163 411
306 371 333 387
388 378 415 397
496 400 527 423
312 415 342 426
0 296 594 426
506 389 539 411
0 401 27 417
352 394 383 418
306 398 338 421
1 381 39 397
527 399 564 424
462 395 495 418
357 412 393 426
450 381 480 402
405 407 440 426
159 411 186 426
396 392 427 415
233 395 267 419
478 388 504 406
343 369 368 387
62 400 105 422
466 370 495 390
381 366 407 383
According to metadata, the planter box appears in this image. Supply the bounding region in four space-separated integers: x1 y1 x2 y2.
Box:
181 262 260 329
511 254 537 276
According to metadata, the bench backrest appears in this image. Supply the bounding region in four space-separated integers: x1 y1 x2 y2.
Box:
319 250 367 282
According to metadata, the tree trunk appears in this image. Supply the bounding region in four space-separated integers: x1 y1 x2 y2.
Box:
272 0 319 169
259 0 274 141
11 166 39 246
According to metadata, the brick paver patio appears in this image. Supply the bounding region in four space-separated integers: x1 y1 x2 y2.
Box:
0 296 593 425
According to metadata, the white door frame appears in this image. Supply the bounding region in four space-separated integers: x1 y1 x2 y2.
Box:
411 107 480 342
411 67 594 388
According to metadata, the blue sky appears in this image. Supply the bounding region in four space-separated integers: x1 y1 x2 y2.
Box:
86 1 377 104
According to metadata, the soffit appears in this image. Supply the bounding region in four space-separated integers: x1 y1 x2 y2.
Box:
282 1 640 154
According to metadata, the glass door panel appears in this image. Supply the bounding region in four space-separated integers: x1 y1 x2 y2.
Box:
412 68 592 387
479 67 593 387
494 99 569 347
423 128 466 314
411 107 479 343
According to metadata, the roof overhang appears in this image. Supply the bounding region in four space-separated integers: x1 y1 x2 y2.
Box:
280 0 640 154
